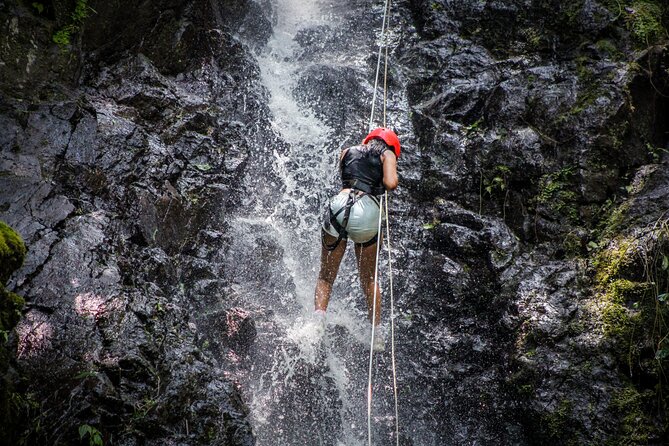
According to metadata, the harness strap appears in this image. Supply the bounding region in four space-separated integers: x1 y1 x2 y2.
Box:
323 191 381 251
342 179 385 196
323 191 357 251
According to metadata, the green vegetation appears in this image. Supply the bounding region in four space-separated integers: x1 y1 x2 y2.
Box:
422 217 441 230
52 0 94 48
624 1 667 46
521 27 542 49
536 166 579 222
600 0 667 47
540 399 579 444
483 165 510 196
481 165 511 219
592 220 669 441
0 222 27 284
607 386 657 444
562 231 583 257
597 199 630 243
79 424 104 446
0 222 26 445
647 142 669 163
465 118 484 135
31 2 44 14
596 39 624 60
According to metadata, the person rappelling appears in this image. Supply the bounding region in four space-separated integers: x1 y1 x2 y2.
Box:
313 127 400 351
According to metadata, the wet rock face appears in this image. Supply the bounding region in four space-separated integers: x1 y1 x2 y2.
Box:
2 0 669 444
389 0 669 443
0 0 276 444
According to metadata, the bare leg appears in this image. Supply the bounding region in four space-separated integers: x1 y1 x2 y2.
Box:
314 231 347 312
355 237 382 326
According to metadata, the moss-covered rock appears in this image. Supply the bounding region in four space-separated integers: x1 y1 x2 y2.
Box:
624 1 667 47
0 221 26 285
591 226 669 442
607 385 659 445
0 220 26 334
0 221 26 444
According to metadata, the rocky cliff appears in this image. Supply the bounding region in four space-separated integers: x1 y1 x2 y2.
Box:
1 0 668 445
0 0 272 444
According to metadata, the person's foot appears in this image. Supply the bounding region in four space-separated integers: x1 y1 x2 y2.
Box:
372 326 386 352
313 310 326 337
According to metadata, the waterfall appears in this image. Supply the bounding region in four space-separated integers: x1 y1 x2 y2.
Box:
220 0 412 444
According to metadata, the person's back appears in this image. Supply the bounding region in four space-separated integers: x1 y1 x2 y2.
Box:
314 127 400 350
340 140 387 196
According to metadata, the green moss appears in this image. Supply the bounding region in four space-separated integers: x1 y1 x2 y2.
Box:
536 166 579 222
521 27 542 49
592 238 659 374
593 237 635 284
608 120 630 152
0 289 24 334
0 221 26 444
592 220 669 440
625 1 667 47
596 39 624 60
576 56 594 83
554 56 605 118
562 231 583 257
600 279 647 341
607 386 657 444
540 399 579 443
518 383 535 397
561 0 587 28
0 221 26 285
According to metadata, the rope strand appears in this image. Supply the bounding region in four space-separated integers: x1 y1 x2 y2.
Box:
367 1 400 445
385 192 400 446
367 197 384 446
368 0 391 132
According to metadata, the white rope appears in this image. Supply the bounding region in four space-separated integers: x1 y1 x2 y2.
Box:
366 0 389 441
367 196 384 446
368 0 391 132
367 1 401 445
385 191 400 445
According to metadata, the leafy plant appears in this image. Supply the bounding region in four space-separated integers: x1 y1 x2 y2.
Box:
465 118 484 135
53 25 76 46
483 165 510 196
52 0 95 48
647 142 669 163
133 398 157 420
74 370 98 380
422 218 441 230
536 166 578 222
480 165 511 219
79 424 103 446
624 1 667 46
193 163 212 172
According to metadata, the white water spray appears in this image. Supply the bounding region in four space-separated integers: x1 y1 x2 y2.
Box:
224 1 399 444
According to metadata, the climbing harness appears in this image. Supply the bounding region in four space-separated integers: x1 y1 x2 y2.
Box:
322 190 380 251
366 0 400 445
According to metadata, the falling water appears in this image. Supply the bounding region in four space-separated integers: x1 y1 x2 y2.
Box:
220 0 408 444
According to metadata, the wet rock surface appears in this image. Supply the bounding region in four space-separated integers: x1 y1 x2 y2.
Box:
1 0 669 445
0 0 279 444
387 0 669 444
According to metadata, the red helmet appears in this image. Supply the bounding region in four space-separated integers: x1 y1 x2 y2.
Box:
363 127 400 158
